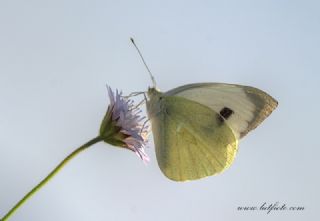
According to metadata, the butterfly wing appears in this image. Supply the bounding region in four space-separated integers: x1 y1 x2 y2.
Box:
148 94 238 181
165 83 278 139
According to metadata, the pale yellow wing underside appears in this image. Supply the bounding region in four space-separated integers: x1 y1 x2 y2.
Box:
150 95 238 181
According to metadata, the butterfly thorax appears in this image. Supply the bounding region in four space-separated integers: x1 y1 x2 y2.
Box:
146 87 164 119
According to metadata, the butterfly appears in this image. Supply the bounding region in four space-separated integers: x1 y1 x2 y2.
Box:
131 38 278 181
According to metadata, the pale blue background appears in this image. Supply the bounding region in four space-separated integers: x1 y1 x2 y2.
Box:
0 0 319 221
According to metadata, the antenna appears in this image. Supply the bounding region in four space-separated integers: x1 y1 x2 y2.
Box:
130 38 157 87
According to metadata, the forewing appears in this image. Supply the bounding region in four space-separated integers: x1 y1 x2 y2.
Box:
165 83 278 138
149 95 238 181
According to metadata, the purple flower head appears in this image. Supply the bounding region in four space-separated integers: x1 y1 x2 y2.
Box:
100 86 149 163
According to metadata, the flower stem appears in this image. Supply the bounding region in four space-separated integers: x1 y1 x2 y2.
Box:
1 136 103 221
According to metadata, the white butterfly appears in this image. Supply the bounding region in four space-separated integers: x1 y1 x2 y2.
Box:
131 38 278 181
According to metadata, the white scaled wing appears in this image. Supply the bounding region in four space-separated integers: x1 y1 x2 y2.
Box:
165 83 278 139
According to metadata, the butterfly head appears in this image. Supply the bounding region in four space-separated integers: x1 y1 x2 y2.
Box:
147 87 162 99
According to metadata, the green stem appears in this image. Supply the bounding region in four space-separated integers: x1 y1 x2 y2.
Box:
1 136 103 221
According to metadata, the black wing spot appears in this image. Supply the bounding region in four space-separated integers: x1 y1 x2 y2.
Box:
217 107 234 124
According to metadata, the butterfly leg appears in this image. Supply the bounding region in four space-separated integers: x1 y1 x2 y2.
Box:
123 91 146 98
140 118 150 133
132 99 146 110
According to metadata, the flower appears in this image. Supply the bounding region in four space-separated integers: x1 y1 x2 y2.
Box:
100 86 150 162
